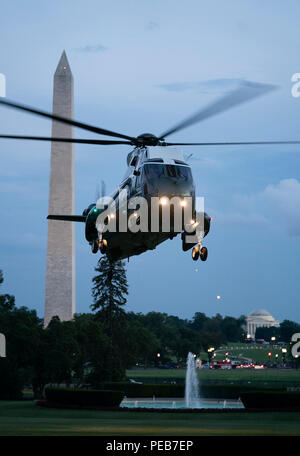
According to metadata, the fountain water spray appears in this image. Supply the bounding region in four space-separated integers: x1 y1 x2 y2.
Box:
185 352 201 408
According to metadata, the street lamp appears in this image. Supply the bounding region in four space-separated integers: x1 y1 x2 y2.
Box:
267 352 272 362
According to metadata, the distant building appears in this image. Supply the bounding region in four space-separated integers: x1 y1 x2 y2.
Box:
246 309 280 339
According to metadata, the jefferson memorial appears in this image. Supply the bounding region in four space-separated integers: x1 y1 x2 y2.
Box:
246 309 280 339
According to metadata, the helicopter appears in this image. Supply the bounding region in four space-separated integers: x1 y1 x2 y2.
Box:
1 81 300 262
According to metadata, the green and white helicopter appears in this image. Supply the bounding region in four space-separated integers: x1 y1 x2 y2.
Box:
1 81 299 261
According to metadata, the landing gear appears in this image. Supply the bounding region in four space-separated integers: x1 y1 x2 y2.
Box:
199 246 208 261
192 246 200 261
99 239 108 254
91 237 108 254
192 245 208 261
191 233 208 262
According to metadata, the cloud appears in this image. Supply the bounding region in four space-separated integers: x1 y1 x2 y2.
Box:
75 44 107 53
158 78 247 93
221 178 300 236
260 179 300 236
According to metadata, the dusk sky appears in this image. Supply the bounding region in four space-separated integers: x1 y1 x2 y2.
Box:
1 0 300 322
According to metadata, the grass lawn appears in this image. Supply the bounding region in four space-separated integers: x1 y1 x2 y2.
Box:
127 368 300 384
170 344 287 364
214 345 283 363
0 401 300 436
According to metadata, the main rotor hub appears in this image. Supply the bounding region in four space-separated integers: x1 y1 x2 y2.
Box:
136 133 160 146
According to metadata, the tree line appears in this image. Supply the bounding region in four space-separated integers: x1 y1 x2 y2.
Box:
0 259 298 399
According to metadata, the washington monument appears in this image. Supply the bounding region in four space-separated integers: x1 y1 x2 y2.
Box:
44 51 75 326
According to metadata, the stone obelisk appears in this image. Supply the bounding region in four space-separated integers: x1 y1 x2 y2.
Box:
44 51 75 326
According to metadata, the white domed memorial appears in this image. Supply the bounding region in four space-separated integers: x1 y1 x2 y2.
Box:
246 309 280 339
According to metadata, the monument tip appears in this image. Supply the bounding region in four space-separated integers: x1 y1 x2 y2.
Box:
54 50 72 77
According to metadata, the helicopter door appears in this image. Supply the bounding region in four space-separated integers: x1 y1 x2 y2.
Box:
134 166 144 195
129 155 139 191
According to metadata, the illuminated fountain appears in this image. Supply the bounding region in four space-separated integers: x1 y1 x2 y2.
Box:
185 352 201 408
120 352 243 409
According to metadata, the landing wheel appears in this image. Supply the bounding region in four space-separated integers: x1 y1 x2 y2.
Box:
99 239 108 254
200 246 208 262
192 246 200 261
91 240 98 254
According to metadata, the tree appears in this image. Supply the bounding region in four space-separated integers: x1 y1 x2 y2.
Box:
280 320 300 342
221 316 244 342
173 327 202 361
124 320 160 367
72 313 115 384
0 269 15 312
90 257 128 382
91 257 128 346
0 270 43 398
190 312 208 331
255 325 281 342
31 317 78 398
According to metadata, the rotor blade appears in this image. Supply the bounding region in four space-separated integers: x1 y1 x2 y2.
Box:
101 180 106 198
0 98 136 142
165 140 300 146
47 215 86 222
0 135 131 145
159 81 277 140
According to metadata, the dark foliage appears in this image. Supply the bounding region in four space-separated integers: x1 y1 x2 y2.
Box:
1 267 299 401
45 386 124 407
241 391 300 410
101 382 184 398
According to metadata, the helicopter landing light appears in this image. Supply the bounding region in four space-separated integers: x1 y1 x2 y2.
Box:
159 197 168 206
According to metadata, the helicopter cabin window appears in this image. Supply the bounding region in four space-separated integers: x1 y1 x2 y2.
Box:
135 167 143 188
130 156 139 167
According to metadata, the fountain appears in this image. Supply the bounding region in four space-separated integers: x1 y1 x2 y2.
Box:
120 352 244 409
185 352 201 408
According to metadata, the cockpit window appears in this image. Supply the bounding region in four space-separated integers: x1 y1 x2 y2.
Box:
166 165 177 178
143 164 192 181
144 164 165 179
176 166 192 181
